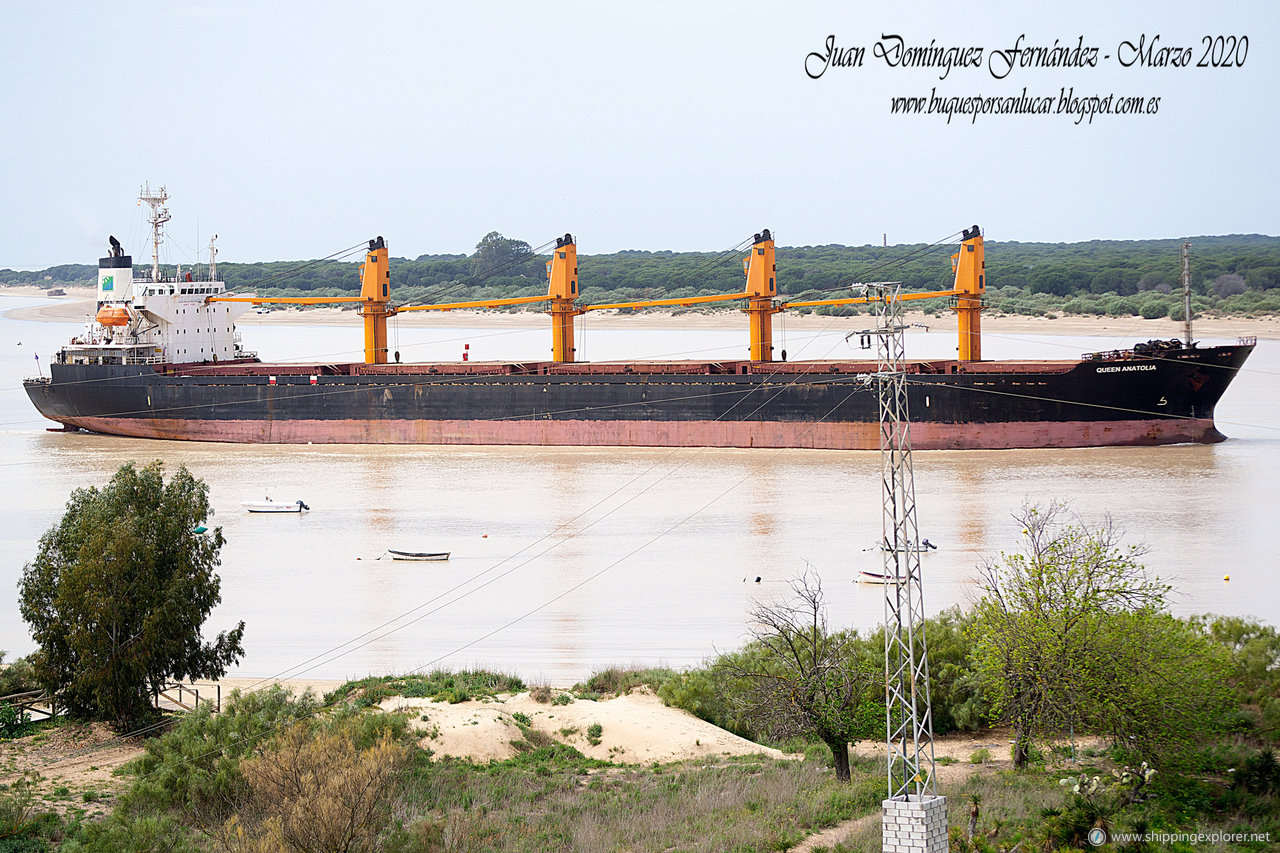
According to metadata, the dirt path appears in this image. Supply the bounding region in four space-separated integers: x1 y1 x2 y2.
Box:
1 721 142 817
791 729 1107 851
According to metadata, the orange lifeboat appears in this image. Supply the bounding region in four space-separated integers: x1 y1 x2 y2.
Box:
95 306 132 327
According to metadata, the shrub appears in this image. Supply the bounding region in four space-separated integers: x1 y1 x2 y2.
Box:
61 812 195 853
1233 748 1280 795
575 667 676 697
120 686 320 825
1192 615 1280 708
0 652 38 697
0 701 30 738
1139 299 1169 319
324 670 524 708
659 607 990 741
0 774 37 837
234 723 410 853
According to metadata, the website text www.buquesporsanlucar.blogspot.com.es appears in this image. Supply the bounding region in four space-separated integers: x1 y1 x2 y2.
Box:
890 86 1160 125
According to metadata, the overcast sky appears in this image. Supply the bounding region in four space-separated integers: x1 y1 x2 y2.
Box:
1 0 1275 268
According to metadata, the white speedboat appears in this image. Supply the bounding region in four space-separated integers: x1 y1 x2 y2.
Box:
242 498 310 513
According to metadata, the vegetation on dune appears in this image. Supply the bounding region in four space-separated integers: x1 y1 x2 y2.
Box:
6 231 1280 319
322 670 526 708
8 685 872 852
655 603 991 747
569 666 678 699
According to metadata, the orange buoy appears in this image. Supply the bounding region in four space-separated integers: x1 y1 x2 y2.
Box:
95 306 131 327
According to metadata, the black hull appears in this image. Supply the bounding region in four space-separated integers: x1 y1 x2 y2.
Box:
23 343 1254 449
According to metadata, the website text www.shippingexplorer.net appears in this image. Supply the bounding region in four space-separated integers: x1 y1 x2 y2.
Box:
890 86 1161 125
1088 828 1273 847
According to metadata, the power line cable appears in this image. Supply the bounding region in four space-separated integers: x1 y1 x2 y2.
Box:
15 318 866 771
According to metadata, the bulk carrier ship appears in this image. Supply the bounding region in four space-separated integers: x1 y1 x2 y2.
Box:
23 188 1254 449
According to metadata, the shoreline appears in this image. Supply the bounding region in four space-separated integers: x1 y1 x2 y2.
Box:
4 285 1277 340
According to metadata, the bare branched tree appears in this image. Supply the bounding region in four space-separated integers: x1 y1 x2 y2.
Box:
724 570 879 781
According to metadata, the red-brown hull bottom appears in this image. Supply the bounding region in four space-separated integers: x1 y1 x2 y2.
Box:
61 416 1226 450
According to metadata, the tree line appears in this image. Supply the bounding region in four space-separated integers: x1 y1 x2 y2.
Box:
3 231 1280 319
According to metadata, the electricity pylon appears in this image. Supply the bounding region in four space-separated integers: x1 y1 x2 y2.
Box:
870 283 938 801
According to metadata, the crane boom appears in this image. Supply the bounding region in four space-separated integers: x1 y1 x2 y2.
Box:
207 226 987 365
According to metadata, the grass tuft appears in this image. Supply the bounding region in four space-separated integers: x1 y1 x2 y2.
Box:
324 669 525 708
573 667 678 697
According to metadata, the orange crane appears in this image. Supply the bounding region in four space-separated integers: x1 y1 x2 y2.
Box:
210 236 570 364
780 225 987 361
211 226 986 365
570 226 986 362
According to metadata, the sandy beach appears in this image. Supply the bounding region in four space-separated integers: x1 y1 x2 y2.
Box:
4 284 1277 340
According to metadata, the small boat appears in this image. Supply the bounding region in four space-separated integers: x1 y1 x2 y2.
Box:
857 570 907 585
386 549 451 561
242 498 310 513
864 538 937 554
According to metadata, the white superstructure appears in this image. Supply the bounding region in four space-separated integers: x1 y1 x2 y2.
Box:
60 186 255 367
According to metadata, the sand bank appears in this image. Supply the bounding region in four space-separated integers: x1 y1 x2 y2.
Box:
5 285 1276 340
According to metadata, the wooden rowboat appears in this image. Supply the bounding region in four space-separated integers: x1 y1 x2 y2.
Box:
387 549 451 561
856 570 907 585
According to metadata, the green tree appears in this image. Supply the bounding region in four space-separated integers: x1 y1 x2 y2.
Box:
724 572 880 781
19 462 244 730
970 502 1230 768
470 231 539 278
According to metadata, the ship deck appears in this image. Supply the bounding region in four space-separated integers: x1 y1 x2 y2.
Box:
161 358 1083 378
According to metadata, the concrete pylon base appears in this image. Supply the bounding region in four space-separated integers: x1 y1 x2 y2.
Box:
882 795 947 852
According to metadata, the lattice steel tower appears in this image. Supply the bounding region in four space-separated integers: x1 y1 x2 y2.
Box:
871 283 938 801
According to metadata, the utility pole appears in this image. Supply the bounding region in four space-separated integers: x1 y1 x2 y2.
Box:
870 283 946 851
1182 239 1193 348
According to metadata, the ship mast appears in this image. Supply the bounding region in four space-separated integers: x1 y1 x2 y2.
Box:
208 234 219 282
139 183 171 283
1182 239 1193 347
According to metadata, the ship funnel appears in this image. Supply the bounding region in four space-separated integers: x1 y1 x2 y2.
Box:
98 238 133 304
